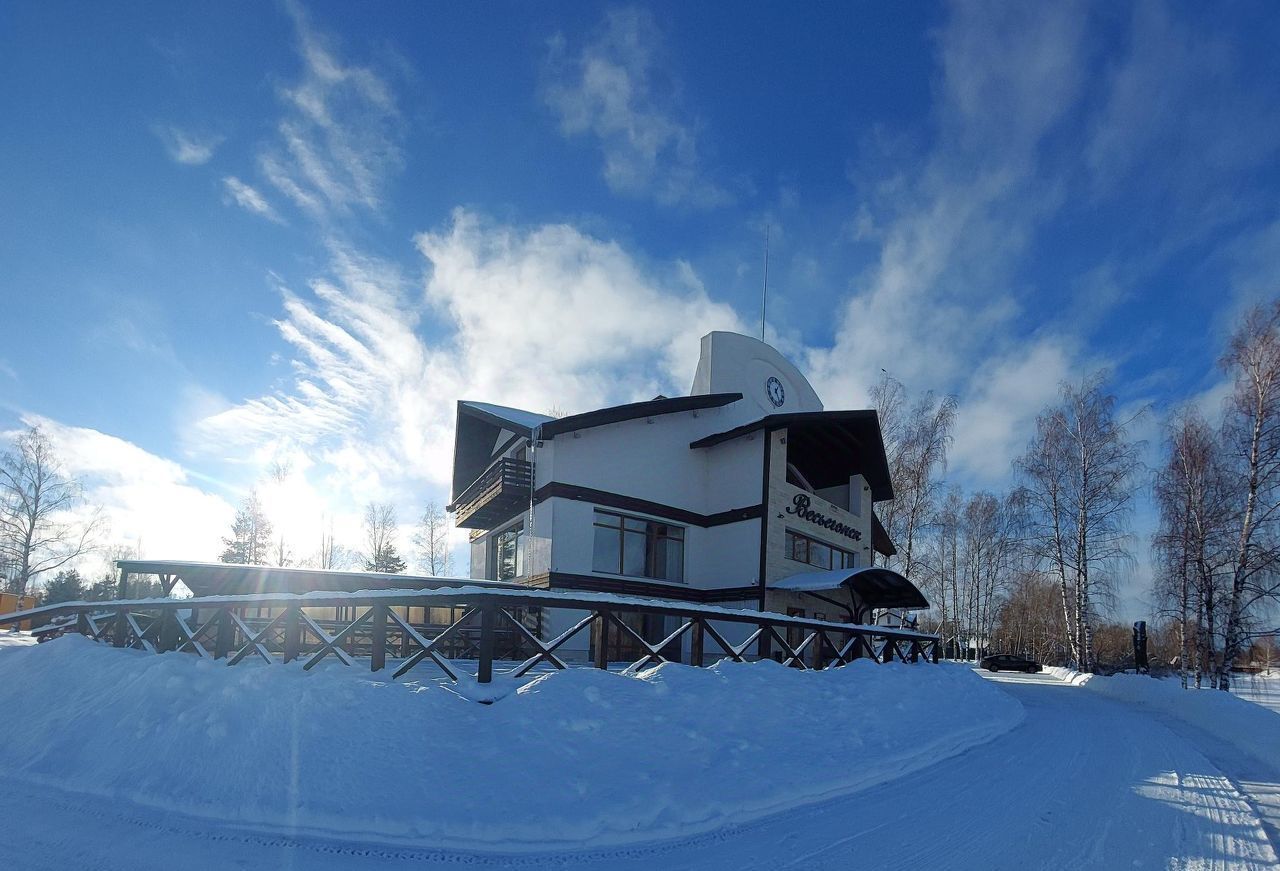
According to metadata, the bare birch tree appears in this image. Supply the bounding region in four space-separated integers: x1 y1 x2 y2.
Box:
870 373 957 580
314 515 352 570
1153 409 1234 688
1218 301 1280 690
413 502 454 577
0 425 104 597
362 502 407 574
1016 374 1141 672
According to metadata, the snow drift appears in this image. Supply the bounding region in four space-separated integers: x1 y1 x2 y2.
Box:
1046 667 1280 773
0 634 1021 851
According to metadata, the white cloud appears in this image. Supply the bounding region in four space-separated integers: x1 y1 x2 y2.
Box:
948 337 1078 486
154 126 222 166
222 176 285 224
254 0 403 218
542 8 729 208
809 3 1089 412
191 210 745 511
21 416 235 564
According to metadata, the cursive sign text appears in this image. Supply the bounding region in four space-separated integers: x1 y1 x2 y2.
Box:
784 493 863 541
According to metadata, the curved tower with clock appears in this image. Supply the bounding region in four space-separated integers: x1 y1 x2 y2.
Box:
689 331 824 419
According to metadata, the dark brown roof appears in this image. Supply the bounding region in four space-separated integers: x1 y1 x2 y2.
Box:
536 393 742 439
872 512 897 557
690 410 894 501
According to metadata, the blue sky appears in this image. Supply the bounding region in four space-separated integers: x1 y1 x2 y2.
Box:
2 1 1278 615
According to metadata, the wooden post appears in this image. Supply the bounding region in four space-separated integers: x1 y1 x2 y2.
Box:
931 639 940 664
593 610 610 670
477 606 496 684
112 608 128 648
214 609 235 660
690 618 705 668
757 619 772 662
117 566 129 600
76 610 90 638
283 606 301 663
370 604 387 673
910 640 920 663
158 610 178 653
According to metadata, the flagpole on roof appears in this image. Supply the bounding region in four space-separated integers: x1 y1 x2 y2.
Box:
760 223 770 342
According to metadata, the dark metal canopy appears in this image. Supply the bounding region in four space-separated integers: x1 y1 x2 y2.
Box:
116 560 523 598
689 410 894 502
771 566 928 611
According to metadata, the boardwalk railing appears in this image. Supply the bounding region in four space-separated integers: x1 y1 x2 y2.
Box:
0 587 941 698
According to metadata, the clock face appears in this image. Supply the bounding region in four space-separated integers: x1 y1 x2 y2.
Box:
766 375 786 408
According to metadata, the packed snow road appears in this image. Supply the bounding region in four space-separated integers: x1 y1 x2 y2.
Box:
3 665 1276 870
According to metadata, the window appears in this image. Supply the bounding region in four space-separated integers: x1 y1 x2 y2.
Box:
592 510 685 582
493 522 523 580
785 529 859 571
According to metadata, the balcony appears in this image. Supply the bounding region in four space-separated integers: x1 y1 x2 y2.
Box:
448 457 533 530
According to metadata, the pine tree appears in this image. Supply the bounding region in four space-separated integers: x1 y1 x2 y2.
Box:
41 568 86 604
219 489 273 565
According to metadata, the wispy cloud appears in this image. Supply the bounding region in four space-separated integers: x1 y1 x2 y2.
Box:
542 8 730 209
254 0 404 219
807 2 1091 486
222 176 285 224
192 210 745 505
154 125 222 166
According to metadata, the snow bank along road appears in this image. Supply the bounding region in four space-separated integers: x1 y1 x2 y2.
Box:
2 635 1278 869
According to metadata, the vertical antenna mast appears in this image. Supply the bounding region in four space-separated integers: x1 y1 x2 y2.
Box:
760 223 770 342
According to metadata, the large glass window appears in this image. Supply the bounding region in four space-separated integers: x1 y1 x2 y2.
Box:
592 510 685 582
785 529 858 571
493 522 523 580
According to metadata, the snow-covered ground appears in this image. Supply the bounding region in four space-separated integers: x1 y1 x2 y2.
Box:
1044 666 1280 771
0 632 1020 853
2 636 1278 868
1234 672 1280 716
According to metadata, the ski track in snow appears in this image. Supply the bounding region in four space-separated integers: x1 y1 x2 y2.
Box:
3 667 1278 870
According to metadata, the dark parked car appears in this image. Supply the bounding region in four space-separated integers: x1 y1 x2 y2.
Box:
980 653 1042 673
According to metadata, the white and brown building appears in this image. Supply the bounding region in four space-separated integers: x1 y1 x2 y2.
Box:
450 331 927 659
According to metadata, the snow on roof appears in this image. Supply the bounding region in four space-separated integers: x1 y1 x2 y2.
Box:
771 569 857 592
459 401 554 433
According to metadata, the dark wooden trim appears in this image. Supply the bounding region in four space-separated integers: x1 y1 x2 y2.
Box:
529 572 758 605
537 393 743 439
701 586 762 603
489 431 525 465
758 431 771 613
532 482 761 528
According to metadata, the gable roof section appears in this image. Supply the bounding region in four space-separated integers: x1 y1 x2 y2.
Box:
452 401 554 502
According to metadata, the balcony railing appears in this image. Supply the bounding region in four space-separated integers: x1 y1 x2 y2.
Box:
449 457 533 530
